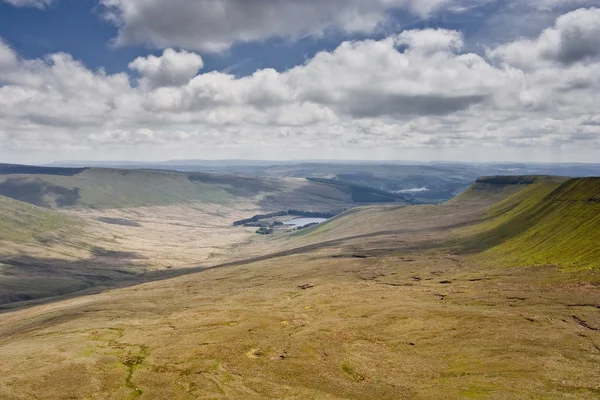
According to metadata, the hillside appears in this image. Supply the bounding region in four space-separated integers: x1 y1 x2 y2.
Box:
264 175 600 273
0 195 98 303
456 177 600 270
0 194 81 244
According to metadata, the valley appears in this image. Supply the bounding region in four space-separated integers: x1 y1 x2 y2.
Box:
0 165 599 399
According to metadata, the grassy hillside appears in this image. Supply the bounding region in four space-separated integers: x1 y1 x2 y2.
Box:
455 176 600 270
0 169 234 209
0 195 81 243
271 175 600 272
0 195 97 304
447 175 562 204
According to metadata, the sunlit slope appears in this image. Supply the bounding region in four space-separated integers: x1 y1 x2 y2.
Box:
279 175 600 271
447 175 564 204
0 194 82 244
457 176 600 270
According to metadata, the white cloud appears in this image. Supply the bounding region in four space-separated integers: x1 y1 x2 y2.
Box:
1 9 600 162
489 7 600 69
99 0 470 51
0 39 17 69
129 49 204 89
396 29 464 54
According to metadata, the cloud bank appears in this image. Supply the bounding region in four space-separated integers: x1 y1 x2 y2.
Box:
1 8 600 162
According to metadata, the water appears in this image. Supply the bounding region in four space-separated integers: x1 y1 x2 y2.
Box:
394 187 429 193
283 217 328 227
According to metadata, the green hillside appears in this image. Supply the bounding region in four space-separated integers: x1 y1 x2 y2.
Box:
457 176 600 270
0 195 81 243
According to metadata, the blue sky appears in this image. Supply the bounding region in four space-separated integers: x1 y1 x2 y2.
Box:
1 0 599 163
0 0 496 75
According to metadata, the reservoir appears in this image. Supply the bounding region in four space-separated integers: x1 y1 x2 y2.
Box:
284 217 328 227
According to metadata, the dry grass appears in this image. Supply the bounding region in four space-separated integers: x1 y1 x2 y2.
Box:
0 248 599 399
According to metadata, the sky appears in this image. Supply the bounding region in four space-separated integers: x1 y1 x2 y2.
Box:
0 0 599 164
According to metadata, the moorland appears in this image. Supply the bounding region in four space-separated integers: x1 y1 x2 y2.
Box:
0 163 599 399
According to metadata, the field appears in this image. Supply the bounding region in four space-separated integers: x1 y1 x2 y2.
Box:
0 168 599 399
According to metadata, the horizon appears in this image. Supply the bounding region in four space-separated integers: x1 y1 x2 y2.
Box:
12 159 600 168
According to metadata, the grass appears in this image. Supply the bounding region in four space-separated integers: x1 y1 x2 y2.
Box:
43 169 233 209
0 194 81 242
455 177 600 271
1 250 599 399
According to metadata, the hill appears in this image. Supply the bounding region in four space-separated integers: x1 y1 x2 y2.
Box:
0 166 407 211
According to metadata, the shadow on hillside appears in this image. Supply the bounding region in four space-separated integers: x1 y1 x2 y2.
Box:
0 164 87 176
0 178 81 207
0 248 147 305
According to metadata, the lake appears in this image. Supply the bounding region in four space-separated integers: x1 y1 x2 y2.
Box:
283 217 328 227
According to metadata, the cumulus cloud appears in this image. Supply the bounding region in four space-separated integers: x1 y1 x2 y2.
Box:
99 0 471 51
1 9 600 162
129 49 204 89
490 7 600 69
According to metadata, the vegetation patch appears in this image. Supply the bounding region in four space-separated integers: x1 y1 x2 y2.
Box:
340 362 365 382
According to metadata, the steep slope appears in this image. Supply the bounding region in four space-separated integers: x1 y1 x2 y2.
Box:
267 175 600 272
447 175 564 204
463 177 600 270
440 175 600 271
